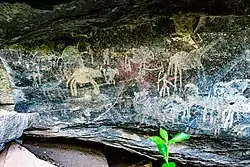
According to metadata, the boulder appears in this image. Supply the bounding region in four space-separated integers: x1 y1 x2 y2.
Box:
23 141 109 167
0 143 56 167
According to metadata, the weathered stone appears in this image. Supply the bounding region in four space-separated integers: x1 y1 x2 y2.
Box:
0 64 11 94
0 63 14 110
0 110 37 144
23 142 109 167
0 143 56 167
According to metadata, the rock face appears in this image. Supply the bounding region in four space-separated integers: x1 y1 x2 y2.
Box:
0 110 37 146
0 143 56 167
0 0 249 166
0 63 14 110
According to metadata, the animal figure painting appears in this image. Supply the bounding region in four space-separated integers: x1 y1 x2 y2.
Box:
66 66 102 96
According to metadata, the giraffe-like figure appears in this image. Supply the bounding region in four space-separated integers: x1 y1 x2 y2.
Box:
167 39 219 91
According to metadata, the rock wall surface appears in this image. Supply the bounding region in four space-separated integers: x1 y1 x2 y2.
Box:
0 0 249 166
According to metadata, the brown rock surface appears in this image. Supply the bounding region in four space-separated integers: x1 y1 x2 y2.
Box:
0 143 56 167
23 142 109 167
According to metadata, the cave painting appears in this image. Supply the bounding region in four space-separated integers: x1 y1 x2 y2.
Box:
167 39 219 91
102 48 110 65
124 46 155 72
40 81 66 102
157 71 174 97
66 66 102 96
103 67 119 85
2 39 249 138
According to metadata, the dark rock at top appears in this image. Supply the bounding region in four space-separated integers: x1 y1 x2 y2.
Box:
0 0 249 47
2 0 250 14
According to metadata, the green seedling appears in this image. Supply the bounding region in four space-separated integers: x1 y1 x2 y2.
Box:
148 128 190 167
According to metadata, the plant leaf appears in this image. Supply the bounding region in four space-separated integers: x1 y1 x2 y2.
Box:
160 128 168 142
148 136 165 145
168 162 176 167
156 143 168 156
162 162 176 167
169 132 190 144
162 163 169 167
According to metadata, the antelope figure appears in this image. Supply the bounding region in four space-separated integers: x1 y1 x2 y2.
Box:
66 66 102 96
